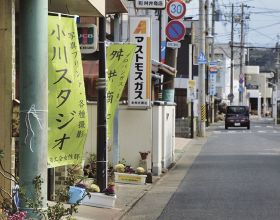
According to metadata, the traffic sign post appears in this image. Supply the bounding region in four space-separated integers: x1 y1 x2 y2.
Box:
167 0 187 20
165 20 186 42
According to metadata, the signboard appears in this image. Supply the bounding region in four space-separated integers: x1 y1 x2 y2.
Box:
209 73 216 96
167 41 181 48
167 0 187 20
187 80 196 101
106 44 136 140
135 0 166 9
48 16 88 167
209 61 218 73
198 51 207 64
77 24 98 54
161 41 166 63
165 20 186 42
238 85 244 93
128 16 151 108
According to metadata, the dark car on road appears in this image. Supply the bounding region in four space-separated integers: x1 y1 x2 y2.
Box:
225 106 250 129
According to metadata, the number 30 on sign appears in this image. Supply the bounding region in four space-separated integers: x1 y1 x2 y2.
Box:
167 0 187 20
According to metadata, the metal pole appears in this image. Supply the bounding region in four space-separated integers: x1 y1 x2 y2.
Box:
198 0 206 137
163 15 177 102
112 14 120 166
191 61 194 139
230 3 234 105
276 84 278 125
239 3 245 105
159 10 162 63
19 0 48 216
211 0 216 122
96 16 107 192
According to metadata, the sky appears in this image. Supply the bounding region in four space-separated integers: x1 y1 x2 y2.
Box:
185 0 280 47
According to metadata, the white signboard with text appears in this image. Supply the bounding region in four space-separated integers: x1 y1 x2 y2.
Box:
135 0 166 9
128 16 151 108
77 24 98 54
209 73 217 96
187 80 196 101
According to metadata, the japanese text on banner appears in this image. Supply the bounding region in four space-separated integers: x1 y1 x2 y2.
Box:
107 44 136 141
48 16 88 167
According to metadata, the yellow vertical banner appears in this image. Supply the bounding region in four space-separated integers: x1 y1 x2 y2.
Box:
48 16 88 167
106 44 136 140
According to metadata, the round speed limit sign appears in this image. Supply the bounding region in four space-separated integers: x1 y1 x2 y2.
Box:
167 0 187 20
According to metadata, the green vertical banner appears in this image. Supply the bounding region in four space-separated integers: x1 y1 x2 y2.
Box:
48 16 88 167
106 44 136 141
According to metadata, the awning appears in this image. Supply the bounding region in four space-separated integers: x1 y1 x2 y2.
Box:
48 0 105 16
152 59 177 77
106 0 128 14
48 0 127 16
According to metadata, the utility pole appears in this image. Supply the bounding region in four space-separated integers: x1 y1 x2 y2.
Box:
230 3 234 105
198 0 206 137
205 0 210 126
19 0 48 217
0 0 15 197
239 3 245 105
96 16 107 192
275 38 280 124
210 0 216 122
211 0 215 53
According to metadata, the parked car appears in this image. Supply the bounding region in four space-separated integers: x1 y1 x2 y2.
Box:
225 106 250 129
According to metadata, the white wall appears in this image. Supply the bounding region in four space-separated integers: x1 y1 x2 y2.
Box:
118 106 153 170
152 106 163 175
84 104 175 175
161 105 175 169
84 103 97 159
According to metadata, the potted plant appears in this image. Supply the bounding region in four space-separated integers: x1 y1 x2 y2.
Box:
114 161 147 185
81 183 117 208
139 151 150 160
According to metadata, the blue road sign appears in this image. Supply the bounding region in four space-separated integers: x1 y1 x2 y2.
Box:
165 20 186 42
238 85 244 93
198 52 207 64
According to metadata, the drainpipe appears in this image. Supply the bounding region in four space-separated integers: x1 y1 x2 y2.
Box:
19 0 48 216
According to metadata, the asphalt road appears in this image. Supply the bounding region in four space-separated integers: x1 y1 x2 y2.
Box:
158 118 280 220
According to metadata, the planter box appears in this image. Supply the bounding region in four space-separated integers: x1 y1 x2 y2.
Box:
82 192 117 208
114 172 147 185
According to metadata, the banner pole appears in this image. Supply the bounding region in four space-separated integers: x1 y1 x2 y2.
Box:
96 16 108 192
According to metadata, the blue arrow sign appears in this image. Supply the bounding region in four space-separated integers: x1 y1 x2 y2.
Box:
198 52 207 64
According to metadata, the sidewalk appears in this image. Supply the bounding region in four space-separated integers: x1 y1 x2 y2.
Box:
73 137 193 220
